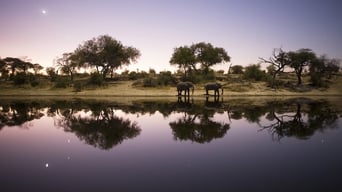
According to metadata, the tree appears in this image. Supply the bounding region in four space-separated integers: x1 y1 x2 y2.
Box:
0 58 9 80
55 52 79 81
46 67 57 81
170 42 230 79
259 48 289 88
32 63 44 75
169 111 230 143
75 35 140 80
309 55 340 87
169 46 197 79
230 65 244 74
3 57 25 75
244 64 265 81
192 42 230 74
287 49 316 85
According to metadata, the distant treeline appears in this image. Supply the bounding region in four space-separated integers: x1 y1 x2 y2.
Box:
0 35 340 90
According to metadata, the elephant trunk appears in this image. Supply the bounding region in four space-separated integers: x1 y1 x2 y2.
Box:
221 88 224 95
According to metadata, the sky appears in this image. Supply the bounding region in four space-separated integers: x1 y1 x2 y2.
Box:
1 0 341 73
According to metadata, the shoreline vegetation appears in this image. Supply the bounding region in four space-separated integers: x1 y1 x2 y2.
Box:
1 36 341 99
0 78 341 97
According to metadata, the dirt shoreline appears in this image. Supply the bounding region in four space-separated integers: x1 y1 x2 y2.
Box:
0 80 341 97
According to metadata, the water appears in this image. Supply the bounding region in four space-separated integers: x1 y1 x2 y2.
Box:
0 97 341 192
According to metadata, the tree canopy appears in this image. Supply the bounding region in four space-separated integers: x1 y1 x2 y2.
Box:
73 35 141 79
260 48 290 88
2 57 33 74
287 49 317 85
169 46 196 79
192 42 230 73
261 48 340 87
170 42 230 78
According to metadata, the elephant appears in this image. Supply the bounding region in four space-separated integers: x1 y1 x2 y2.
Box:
205 82 223 96
176 81 194 96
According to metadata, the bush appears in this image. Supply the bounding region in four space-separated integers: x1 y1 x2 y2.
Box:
184 69 215 83
54 77 70 88
310 74 328 88
73 81 83 92
142 77 158 87
13 73 28 86
88 73 105 86
204 70 216 81
128 71 138 80
244 64 266 81
157 71 177 86
27 74 40 87
230 65 244 74
30 79 40 87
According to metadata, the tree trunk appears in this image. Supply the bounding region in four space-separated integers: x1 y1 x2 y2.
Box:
296 68 303 85
271 73 276 88
297 72 302 85
70 71 73 81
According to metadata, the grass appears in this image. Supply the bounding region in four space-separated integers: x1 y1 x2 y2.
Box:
0 75 341 97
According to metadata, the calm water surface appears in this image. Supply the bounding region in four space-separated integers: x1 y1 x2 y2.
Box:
0 97 341 192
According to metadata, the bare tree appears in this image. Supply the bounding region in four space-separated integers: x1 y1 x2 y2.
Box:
259 48 289 88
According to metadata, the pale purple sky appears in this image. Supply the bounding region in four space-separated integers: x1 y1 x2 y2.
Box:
1 0 341 72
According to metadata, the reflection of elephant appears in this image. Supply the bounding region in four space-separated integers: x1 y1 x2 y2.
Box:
205 97 224 109
177 81 194 96
205 82 223 96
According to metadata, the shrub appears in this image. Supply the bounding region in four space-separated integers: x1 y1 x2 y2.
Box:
73 81 83 92
157 71 177 86
230 65 244 74
88 73 105 86
128 71 138 80
142 77 158 87
27 74 40 87
13 73 27 86
54 77 70 88
30 78 40 87
244 64 266 81
310 74 328 88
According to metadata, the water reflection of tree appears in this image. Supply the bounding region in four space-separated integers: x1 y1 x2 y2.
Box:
169 106 230 143
0 102 44 129
0 98 340 143
58 106 141 150
262 99 339 140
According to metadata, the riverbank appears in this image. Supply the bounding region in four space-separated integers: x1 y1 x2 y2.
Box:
0 79 341 97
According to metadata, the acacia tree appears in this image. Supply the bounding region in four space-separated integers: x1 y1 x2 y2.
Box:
169 46 197 79
3 57 30 75
287 49 316 85
309 55 340 86
46 67 57 81
170 42 230 78
230 65 244 74
260 48 289 88
32 63 44 75
55 53 79 81
0 59 8 80
75 35 140 79
192 42 230 74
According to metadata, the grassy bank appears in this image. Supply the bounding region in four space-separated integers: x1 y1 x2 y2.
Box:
0 78 341 97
